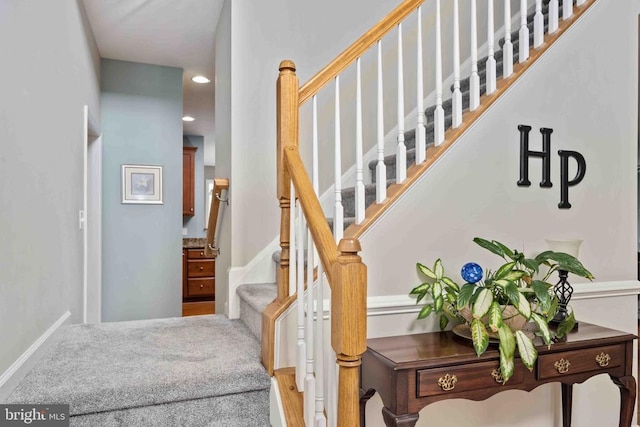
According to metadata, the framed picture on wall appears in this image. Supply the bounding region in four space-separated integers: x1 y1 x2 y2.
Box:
121 164 163 204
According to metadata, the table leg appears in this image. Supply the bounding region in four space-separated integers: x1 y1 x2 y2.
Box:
381 407 419 427
609 375 636 427
561 383 573 427
360 388 376 427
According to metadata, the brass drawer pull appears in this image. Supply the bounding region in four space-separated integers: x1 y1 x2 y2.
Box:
200 284 204 289
200 252 204 256
491 368 504 384
595 352 611 367
437 374 457 391
200 267 204 271
554 358 571 374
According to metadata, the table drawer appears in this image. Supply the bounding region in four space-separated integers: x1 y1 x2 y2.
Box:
187 248 213 259
537 344 624 380
187 260 215 277
417 360 524 397
187 278 215 297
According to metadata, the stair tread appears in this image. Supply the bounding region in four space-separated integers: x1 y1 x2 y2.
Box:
6 316 271 416
237 283 277 313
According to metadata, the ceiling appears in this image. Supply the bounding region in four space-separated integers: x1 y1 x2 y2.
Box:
82 0 224 166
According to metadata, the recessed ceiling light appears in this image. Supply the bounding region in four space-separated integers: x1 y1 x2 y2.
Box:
191 75 211 84
182 116 195 122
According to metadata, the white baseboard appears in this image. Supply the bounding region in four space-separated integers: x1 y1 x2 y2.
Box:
0 311 71 401
269 377 287 427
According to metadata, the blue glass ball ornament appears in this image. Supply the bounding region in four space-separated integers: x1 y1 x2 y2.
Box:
461 262 483 283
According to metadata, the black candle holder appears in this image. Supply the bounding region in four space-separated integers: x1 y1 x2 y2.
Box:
549 269 578 330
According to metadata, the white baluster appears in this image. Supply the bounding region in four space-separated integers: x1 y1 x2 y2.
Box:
576 0 586 6
415 6 426 164
296 211 305 392
314 265 326 427
469 0 480 111
452 0 462 128
533 0 544 48
304 227 316 425
486 0 497 95
519 0 529 63
307 95 327 427
563 0 573 20
333 76 343 242
313 96 319 196
396 23 407 183
375 41 387 203
289 182 296 297
434 0 445 145
549 0 559 33
355 58 365 224
503 0 514 78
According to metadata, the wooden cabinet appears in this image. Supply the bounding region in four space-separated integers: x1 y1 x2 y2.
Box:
182 248 215 301
360 322 636 427
183 146 197 216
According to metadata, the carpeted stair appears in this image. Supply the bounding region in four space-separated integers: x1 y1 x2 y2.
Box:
7 316 271 426
237 283 278 340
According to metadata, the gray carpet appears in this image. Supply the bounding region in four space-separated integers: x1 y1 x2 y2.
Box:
7 315 270 425
237 283 277 340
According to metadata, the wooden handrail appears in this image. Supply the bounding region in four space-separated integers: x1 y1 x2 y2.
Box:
204 178 229 258
298 0 424 105
284 146 338 283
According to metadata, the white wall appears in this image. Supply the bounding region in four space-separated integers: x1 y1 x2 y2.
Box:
361 0 638 297
0 0 101 376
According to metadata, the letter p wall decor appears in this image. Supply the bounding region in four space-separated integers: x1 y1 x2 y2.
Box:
517 125 586 209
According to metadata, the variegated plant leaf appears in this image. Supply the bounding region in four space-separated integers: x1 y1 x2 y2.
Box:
441 276 460 291
470 318 489 357
417 304 433 319
439 314 449 331
515 292 531 319
417 262 437 279
410 282 430 295
499 346 515 384
495 261 517 280
530 312 552 346
472 288 493 319
434 295 443 313
434 259 444 280
497 323 515 358
488 301 503 332
502 270 527 281
515 330 537 371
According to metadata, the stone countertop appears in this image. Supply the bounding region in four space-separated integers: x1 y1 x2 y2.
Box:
183 238 207 248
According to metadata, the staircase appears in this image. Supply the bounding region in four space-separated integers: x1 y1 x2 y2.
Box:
259 0 599 426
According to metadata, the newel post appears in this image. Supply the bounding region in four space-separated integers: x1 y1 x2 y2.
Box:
276 60 299 302
332 238 367 427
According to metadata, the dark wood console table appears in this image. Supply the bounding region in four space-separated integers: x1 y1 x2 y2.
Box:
360 322 636 427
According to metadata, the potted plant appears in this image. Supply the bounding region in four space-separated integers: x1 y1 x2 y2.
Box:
410 237 594 383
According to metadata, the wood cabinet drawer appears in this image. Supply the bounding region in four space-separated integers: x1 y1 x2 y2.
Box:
187 248 213 259
537 344 624 380
187 278 215 297
187 260 215 277
417 360 524 397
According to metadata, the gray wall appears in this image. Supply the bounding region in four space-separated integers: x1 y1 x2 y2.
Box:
101 59 183 322
214 0 232 314
183 135 206 237
0 0 101 378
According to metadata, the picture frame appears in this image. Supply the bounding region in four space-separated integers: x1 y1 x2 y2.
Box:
121 164 163 204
